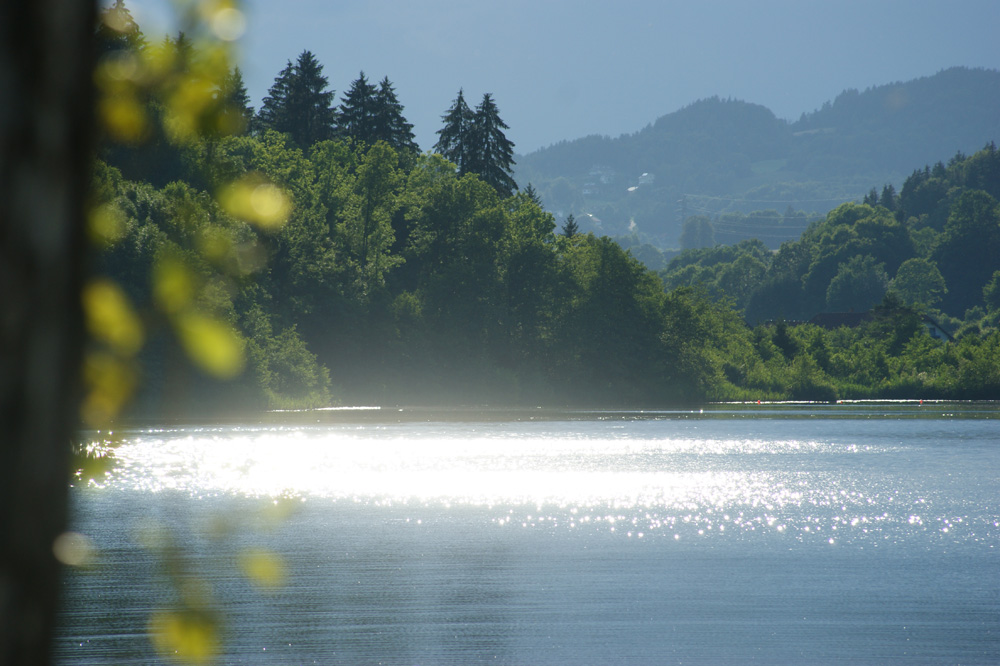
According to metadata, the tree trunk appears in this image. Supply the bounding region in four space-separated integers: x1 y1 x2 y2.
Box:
0 1 94 663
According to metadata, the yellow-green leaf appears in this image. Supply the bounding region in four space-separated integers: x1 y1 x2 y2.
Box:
149 611 219 665
83 279 144 356
175 312 245 379
239 548 287 590
153 254 197 315
218 175 291 229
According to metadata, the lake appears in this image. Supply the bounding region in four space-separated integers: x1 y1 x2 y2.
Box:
57 403 1000 665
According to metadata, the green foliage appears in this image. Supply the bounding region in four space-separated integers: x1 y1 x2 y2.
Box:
337 73 418 156
561 214 579 238
825 255 889 312
983 271 1000 313
243 306 331 409
255 51 337 149
517 70 1000 241
891 257 947 308
467 93 518 198
93 24 1000 410
933 189 1000 314
434 91 518 197
679 216 715 250
434 89 475 173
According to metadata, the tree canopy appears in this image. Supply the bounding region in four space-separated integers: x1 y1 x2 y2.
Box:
256 50 337 148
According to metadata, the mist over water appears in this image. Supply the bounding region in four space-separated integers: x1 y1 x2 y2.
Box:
60 405 1000 664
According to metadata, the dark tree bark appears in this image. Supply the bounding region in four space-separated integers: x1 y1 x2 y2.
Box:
0 1 94 663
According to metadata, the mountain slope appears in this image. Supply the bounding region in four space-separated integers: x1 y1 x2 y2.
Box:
515 67 1000 247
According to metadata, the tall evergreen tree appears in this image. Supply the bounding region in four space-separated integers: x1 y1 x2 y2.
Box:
372 76 418 154
218 67 253 135
256 50 336 148
434 89 474 173
337 71 377 145
523 183 542 207
256 60 294 133
880 184 897 212
468 93 518 197
561 213 579 238
96 0 145 55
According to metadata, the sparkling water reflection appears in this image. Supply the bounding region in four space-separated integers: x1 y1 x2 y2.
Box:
60 405 1000 664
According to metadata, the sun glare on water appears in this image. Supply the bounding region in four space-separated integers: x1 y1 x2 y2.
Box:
106 426 815 506
83 418 993 546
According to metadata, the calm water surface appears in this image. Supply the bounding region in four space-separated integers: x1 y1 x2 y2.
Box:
58 404 1000 664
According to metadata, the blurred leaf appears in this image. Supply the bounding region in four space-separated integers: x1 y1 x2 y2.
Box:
149 610 219 665
88 202 128 246
97 93 149 144
81 351 139 426
154 254 198 315
164 76 218 144
83 279 144 355
208 6 246 41
175 311 245 378
218 175 291 229
239 548 287 590
53 532 96 568
259 496 298 527
196 227 232 263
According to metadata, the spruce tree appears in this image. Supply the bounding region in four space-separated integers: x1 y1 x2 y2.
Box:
880 184 897 212
256 60 294 133
218 67 253 135
468 93 518 197
337 71 377 145
96 0 145 55
372 76 418 154
562 213 579 238
434 89 475 173
256 50 336 148
523 183 542 207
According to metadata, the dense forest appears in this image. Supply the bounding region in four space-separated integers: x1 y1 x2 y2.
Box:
89 3 1000 418
516 67 1000 249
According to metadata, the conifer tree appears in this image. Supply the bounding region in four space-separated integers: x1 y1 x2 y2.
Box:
337 71 377 145
372 76 418 154
257 60 293 132
523 183 542 207
256 50 336 148
562 213 579 238
880 184 897 212
434 89 474 173
96 0 145 55
218 67 253 135
468 93 518 197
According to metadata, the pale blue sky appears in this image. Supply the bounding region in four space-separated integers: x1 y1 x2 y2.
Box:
123 0 1000 154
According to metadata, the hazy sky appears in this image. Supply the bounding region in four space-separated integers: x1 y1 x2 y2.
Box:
124 0 1000 154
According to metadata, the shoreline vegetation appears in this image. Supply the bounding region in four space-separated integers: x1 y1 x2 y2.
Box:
89 4 1000 422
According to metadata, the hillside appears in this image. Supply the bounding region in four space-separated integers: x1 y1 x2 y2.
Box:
515 67 1000 247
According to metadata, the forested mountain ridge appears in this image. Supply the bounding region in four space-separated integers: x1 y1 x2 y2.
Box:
516 67 1000 247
